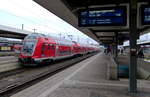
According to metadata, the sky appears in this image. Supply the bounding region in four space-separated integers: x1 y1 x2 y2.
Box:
0 0 98 44
0 0 150 45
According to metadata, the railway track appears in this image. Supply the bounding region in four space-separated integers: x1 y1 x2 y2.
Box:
0 53 97 97
0 56 17 62
0 60 17 65
0 56 20 73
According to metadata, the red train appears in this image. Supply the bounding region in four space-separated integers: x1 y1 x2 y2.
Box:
19 33 100 66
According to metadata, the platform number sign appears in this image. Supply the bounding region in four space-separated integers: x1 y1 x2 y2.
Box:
141 5 150 25
78 6 127 27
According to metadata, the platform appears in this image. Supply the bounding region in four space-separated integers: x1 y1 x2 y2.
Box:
118 54 150 80
11 53 150 97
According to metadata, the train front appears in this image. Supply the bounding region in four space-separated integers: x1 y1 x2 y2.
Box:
19 34 38 65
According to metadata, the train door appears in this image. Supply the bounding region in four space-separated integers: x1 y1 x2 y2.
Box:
43 43 49 57
41 43 45 57
45 43 49 57
41 43 49 57
55 40 60 57
49 43 55 57
47 44 51 57
55 44 58 57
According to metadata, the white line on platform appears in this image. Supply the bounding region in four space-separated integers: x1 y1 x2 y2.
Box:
38 53 101 97
62 80 150 90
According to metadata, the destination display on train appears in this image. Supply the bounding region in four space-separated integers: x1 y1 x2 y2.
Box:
141 5 150 25
78 6 127 27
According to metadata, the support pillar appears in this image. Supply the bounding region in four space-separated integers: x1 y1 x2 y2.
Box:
112 45 115 55
114 44 118 61
129 0 137 93
114 33 118 79
114 32 118 59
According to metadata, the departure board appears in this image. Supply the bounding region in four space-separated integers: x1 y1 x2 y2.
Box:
78 6 127 27
141 5 150 25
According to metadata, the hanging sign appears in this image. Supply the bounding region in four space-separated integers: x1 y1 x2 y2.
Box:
78 6 127 27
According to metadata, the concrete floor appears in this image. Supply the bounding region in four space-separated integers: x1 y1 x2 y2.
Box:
11 53 150 97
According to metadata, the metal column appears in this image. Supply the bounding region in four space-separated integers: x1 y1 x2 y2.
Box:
114 45 118 58
114 32 118 79
114 32 118 59
129 0 137 93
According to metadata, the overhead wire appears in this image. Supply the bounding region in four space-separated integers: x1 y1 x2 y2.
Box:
9 0 64 33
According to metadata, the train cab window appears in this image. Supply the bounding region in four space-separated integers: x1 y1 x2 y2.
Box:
22 41 35 55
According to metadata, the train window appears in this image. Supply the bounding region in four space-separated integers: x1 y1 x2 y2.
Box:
45 38 48 40
52 44 55 50
57 40 61 45
41 43 45 54
48 44 51 50
60 41 62 45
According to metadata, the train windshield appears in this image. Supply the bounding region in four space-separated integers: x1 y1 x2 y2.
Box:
22 40 36 55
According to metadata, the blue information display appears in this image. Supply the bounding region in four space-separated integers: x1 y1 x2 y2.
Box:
78 6 127 27
141 5 150 25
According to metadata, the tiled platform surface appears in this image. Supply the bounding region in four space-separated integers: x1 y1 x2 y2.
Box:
12 53 150 97
48 53 150 97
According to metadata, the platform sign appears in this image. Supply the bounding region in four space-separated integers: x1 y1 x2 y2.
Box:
78 6 127 27
141 5 150 25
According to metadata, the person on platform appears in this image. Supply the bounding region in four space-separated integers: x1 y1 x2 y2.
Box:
106 47 111 55
138 48 144 58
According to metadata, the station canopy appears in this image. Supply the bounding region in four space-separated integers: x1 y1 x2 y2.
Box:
34 0 150 45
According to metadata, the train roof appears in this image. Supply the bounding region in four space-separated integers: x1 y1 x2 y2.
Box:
26 33 99 48
26 33 74 45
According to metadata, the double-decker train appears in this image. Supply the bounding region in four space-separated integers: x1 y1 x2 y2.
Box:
19 33 100 66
